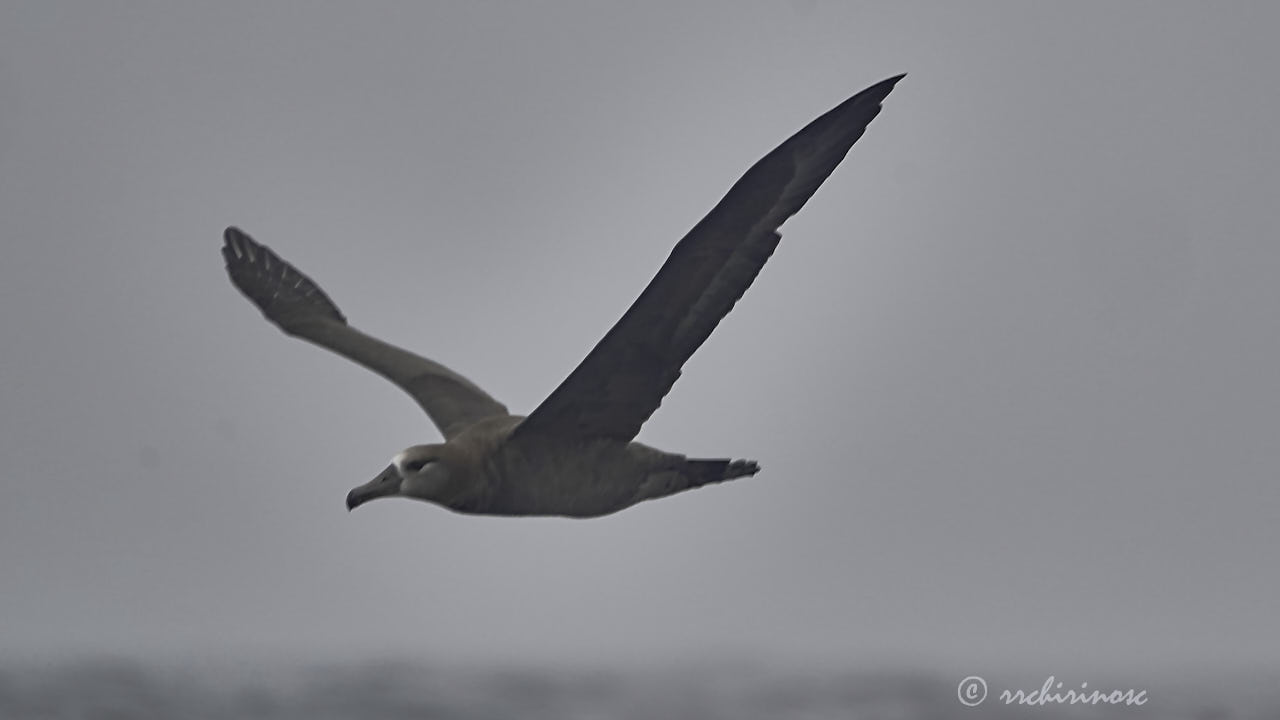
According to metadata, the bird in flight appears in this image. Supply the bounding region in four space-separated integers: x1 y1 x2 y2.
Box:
223 74 902 517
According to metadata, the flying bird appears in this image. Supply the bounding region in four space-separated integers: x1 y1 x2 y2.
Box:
223 74 902 517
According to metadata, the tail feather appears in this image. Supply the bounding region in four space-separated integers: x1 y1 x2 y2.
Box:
685 458 760 488
633 456 759 506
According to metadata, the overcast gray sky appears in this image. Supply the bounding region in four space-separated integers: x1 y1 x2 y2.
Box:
1 1 1277 677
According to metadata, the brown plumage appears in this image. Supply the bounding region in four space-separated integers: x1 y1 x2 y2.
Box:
223 74 903 517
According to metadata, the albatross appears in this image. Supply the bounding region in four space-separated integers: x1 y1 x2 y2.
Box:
223 74 902 517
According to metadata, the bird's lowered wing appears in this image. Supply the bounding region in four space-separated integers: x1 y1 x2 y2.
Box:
222 227 508 439
512 74 903 444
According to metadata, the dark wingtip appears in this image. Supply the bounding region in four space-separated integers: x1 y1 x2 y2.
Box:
220 226 348 326
221 225 257 264
867 73 907 101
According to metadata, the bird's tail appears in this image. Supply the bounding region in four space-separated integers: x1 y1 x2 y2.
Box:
683 458 760 488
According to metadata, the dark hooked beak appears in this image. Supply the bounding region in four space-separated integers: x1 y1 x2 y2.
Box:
346 464 401 511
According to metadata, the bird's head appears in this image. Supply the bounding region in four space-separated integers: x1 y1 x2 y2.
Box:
346 445 456 511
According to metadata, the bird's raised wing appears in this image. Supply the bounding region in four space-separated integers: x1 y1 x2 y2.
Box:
222 227 508 439
512 74 903 444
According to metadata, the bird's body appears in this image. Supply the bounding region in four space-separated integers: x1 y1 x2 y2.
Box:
223 74 902 517
400 414 751 517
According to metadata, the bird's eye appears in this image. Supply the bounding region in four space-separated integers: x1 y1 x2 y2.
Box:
403 459 427 474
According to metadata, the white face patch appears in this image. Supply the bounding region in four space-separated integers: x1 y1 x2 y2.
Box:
393 447 435 476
